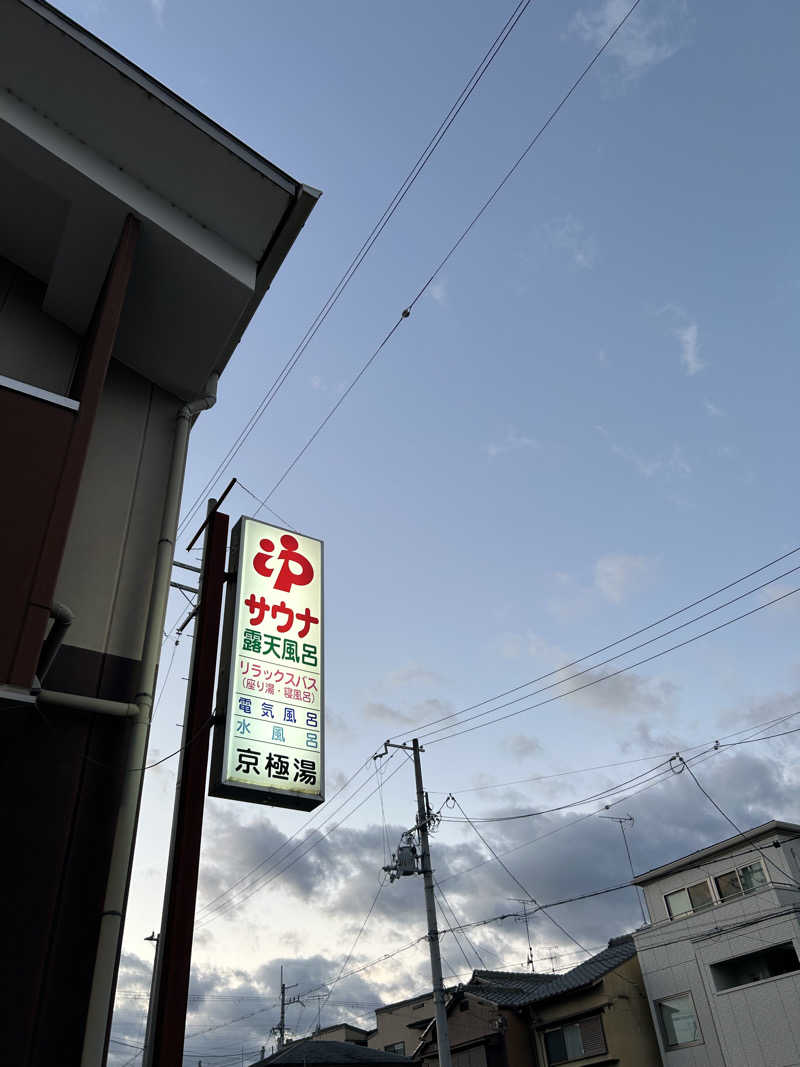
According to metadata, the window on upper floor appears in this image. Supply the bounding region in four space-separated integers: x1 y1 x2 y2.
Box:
384 1042 405 1055
665 879 713 918
656 993 703 1049
663 858 770 919
543 1015 606 1064
714 859 767 901
711 941 800 992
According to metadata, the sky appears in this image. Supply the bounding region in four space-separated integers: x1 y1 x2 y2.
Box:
52 0 800 1062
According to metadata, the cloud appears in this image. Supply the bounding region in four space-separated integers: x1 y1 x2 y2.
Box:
149 0 165 25
570 0 691 81
705 400 724 417
545 215 596 269
363 700 418 726
110 743 800 1065
487 426 539 458
386 666 444 688
507 734 543 760
676 321 704 375
594 553 654 604
564 666 677 717
430 278 448 306
610 439 691 479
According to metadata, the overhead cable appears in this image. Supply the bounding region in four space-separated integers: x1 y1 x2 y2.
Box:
176 0 537 538
248 0 646 519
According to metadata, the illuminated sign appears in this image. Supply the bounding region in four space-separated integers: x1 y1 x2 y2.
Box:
210 517 324 810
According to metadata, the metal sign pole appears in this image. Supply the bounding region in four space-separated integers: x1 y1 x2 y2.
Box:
143 504 228 1065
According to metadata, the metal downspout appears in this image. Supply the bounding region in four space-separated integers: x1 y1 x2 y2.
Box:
80 374 218 1067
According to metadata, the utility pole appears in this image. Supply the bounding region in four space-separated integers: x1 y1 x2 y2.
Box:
381 739 452 1067
143 500 229 1066
272 966 301 1050
600 813 648 925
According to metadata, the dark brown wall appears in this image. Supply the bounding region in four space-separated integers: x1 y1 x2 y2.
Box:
0 387 75 681
0 651 136 1065
0 216 140 1066
1 215 138 690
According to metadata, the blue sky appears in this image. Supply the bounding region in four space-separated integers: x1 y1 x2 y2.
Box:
55 0 800 1061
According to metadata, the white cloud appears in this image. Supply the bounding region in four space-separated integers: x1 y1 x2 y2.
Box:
610 439 691 479
676 321 704 375
570 0 690 81
487 426 539 458
545 215 596 269
149 0 165 25
704 400 724 417
310 374 325 390
430 278 448 306
594 553 653 604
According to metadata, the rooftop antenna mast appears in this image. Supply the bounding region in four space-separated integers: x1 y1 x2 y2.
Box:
599 812 648 925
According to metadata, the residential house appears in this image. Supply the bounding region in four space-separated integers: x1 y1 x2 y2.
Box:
633 819 800 1066
252 1039 412 1067
311 1024 374 1046
412 937 661 1067
369 989 454 1057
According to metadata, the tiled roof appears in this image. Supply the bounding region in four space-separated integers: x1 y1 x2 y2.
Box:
256 1040 412 1066
466 971 557 1008
465 936 636 1008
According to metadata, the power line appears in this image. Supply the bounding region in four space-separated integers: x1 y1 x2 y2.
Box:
316 877 387 1023
247 0 645 519
678 758 799 888
176 0 536 538
435 881 488 970
423 585 800 746
391 549 800 743
437 751 719 890
452 795 589 956
195 753 410 927
195 753 378 921
197 698 800 931
441 759 675 823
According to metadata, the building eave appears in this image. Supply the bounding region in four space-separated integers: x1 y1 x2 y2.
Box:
633 821 800 886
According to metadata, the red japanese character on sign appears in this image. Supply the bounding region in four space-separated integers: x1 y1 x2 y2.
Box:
253 534 314 593
271 601 294 633
295 607 319 639
245 593 269 625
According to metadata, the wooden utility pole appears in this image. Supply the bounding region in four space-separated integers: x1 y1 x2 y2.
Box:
143 503 229 1065
382 739 452 1067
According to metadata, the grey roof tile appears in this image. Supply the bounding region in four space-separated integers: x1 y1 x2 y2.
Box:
465 935 636 1008
256 1040 412 1066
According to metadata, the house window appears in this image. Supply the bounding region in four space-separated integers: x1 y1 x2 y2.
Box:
711 941 800 991
656 993 703 1049
665 879 712 918
714 859 767 901
384 1043 405 1055
543 1015 606 1064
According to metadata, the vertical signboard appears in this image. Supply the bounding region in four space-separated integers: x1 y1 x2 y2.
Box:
210 517 323 810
